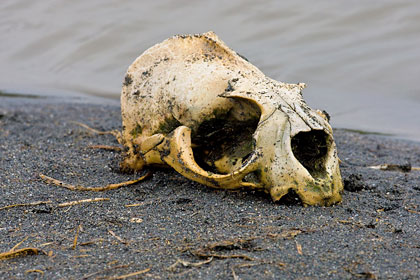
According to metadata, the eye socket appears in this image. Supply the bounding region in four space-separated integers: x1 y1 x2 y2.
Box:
191 99 261 174
291 130 329 179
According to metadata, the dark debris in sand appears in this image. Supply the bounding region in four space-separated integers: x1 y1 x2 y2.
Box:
0 96 419 279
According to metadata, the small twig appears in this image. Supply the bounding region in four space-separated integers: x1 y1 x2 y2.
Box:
266 229 303 240
168 257 213 271
192 251 254 261
0 200 52 211
125 199 158 208
25 269 44 275
79 238 105 246
58 198 110 207
238 259 286 269
39 242 54 247
344 266 377 279
295 240 303 255
231 267 239 280
10 236 29 252
71 121 123 144
108 230 128 245
129 217 143 223
72 225 82 250
368 164 420 172
40 172 151 192
88 145 122 151
338 219 367 228
404 207 419 214
0 248 44 260
111 268 151 279
81 264 130 279
71 121 118 136
71 254 90 258
125 202 149 207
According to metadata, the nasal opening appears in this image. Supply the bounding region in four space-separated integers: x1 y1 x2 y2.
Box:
291 130 329 179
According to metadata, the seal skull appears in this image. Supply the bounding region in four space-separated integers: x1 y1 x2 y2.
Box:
120 31 343 206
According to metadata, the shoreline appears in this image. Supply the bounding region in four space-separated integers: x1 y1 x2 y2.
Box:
1 96 419 279
2 90 420 143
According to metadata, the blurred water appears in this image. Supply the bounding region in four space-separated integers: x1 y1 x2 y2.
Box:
1 0 419 141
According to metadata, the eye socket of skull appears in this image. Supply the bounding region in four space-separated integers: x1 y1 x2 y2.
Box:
191 98 261 174
290 129 330 179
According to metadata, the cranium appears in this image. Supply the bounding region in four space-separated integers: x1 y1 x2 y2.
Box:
120 31 343 206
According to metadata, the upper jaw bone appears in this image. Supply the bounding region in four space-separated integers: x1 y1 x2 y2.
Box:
156 126 262 190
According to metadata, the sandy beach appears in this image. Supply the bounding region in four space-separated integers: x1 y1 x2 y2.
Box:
1 95 419 279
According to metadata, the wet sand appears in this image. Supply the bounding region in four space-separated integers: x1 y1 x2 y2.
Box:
1 95 419 279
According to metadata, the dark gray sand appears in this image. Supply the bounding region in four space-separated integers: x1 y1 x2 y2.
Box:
1 95 419 279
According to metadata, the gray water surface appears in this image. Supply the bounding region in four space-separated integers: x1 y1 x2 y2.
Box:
1 0 419 141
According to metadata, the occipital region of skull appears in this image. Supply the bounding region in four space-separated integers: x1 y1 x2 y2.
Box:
120 31 343 206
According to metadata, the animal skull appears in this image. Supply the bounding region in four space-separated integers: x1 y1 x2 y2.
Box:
120 31 343 206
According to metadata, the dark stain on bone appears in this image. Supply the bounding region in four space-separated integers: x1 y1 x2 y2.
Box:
236 52 249 62
322 110 331 122
123 74 133 86
224 81 235 92
156 117 182 134
129 123 143 138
